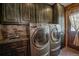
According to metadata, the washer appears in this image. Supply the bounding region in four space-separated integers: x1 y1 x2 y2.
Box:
30 23 50 56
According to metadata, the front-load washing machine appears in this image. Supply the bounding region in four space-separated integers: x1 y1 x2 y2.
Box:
30 23 50 56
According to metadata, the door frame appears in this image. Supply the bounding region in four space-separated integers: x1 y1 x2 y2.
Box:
65 3 79 50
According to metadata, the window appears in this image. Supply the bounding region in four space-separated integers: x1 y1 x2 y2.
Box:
69 9 79 31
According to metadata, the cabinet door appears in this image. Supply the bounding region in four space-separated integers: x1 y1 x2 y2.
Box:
3 3 20 24
53 4 59 24
29 4 36 23
20 4 31 24
35 4 52 23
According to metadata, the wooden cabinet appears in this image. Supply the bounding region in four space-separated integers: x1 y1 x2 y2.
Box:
0 40 30 56
29 4 36 23
1 3 53 24
1 25 29 40
2 4 20 24
35 4 52 23
2 3 32 24
0 4 2 24
20 4 31 24
0 24 30 56
53 4 64 24
53 4 59 24
2 3 36 24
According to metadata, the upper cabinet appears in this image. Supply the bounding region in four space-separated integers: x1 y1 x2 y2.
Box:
35 4 53 23
20 4 32 24
29 4 36 23
53 4 64 24
53 4 59 24
0 4 2 24
2 3 31 24
2 4 20 24
1 3 53 24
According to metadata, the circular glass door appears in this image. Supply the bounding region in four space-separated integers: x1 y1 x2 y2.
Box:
32 28 49 48
50 25 60 42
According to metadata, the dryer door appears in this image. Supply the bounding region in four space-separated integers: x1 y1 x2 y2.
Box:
49 24 61 43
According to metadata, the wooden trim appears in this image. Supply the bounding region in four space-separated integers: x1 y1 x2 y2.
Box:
65 3 79 11
64 9 70 48
64 8 67 47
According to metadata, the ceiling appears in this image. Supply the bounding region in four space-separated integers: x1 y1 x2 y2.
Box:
49 3 71 7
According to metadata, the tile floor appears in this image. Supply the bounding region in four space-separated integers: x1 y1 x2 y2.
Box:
59 47 79 56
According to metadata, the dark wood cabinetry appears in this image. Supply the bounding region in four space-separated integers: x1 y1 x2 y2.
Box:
20 4 31 24
1 3 53 24
2 3 31 24
2 4 20 24
0 25 30 56
53 4 59 24
35 4 52 23
53 4 64 24
0 40 30 56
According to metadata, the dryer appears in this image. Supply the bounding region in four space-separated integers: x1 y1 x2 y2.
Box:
49 24 61 56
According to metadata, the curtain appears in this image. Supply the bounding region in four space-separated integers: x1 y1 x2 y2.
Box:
69 8 79 46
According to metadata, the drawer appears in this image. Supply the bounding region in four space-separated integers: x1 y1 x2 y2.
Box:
7 42 17 48
22 40 28 46
5 40 28 48
16 46 27 52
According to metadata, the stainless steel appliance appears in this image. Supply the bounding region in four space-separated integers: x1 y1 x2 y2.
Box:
30 23 50 56
49 24 61 56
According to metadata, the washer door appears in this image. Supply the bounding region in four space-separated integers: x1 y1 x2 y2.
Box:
50 25 61 42
31 28 49 48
